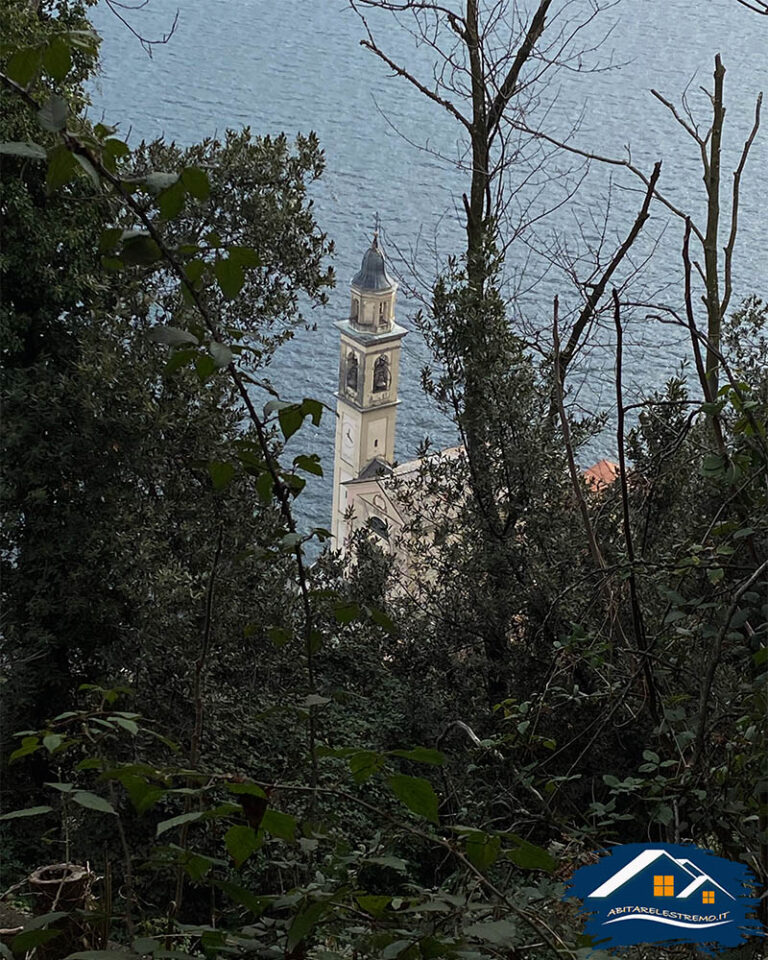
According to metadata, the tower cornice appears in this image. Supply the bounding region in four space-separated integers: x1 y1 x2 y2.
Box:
335 318 407 345
333 392 402 414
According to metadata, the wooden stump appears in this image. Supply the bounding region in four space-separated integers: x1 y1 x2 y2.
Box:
27 863 93 960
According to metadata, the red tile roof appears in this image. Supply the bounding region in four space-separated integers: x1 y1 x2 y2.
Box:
584 459 619 492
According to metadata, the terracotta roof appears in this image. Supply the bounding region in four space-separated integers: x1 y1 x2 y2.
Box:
584 458 619 491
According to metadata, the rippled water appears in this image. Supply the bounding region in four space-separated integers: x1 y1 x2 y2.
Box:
88 0 767 531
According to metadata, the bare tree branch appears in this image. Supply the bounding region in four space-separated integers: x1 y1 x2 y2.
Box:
553 161 661 399
104 0 179 56
486 0 553 138
552 295 606 573
613 289 660 725
721 90 762 319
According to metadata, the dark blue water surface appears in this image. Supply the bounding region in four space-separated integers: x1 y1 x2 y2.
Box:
87 0 767 532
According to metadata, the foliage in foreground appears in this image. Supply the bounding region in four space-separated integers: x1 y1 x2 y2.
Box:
0 1 766 959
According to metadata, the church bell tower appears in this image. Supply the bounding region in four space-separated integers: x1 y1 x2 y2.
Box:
331 229 407 548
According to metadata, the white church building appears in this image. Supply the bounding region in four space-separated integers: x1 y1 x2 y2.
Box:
330 232 618 558
330 230 409 551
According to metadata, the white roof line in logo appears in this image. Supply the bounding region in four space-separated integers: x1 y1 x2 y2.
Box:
588 850 734 900
675 865 735 901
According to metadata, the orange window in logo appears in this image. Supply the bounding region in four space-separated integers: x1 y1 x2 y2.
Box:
703 891 715 904
653 875 674 896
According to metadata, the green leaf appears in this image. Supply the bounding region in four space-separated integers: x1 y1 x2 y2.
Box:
12 929 61 954
277 404 303 441
157 810 205 837
464 919 517 946
38 95 68 132
158 179 186 220
7 46 43 86
214 880 270 916
348 750 384 784
111 716 139 735
77 757 104 771
208 461 235 490
71 791 116 815
380 940 411 959
195 355 216 382
214 258 244 299
370 606 397 634
9 735 40 762
256 471 273 503
74 153 100 189
334 600 360 624
121 234 161 266
504 835 556 872
302 694 331 708
46 145 77 192
181 166 210 200
185 259 206 287
708 566 725 585
702 453 726 477
164 348 195 374
356 895 392 918
261 809 296 842
0 805 53 821
69 953 137 960
225 824 261 867
389 747 445 766
465 832 500 871
300 397 323 426
267 626 291 648
99 227 123 253
286 901 330 953
43 37 72 82
224 782 267 798
104 138 130 159
209 341 233 369
149 325 199 347
0 141 46 160
11 913 68 954
181 851 219 882
227 245 260 268
123 776 165 816
387 774 439 824
293 454 323 476
43 733 63 752
366 855 408 873
130 939 156 956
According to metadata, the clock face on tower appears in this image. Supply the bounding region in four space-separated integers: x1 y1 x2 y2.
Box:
341 415 359 465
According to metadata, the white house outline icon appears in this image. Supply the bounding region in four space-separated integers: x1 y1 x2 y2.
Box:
588 849 735 900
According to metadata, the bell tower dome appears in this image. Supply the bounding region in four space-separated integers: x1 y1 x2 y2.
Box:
349 231 397 332
331 227 407 549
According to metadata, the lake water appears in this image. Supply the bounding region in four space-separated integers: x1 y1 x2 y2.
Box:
88 0 767 532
